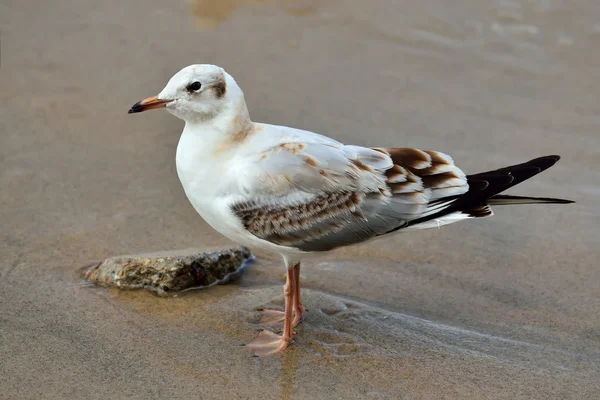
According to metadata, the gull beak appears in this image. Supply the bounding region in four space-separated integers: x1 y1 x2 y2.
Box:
128 95 172 114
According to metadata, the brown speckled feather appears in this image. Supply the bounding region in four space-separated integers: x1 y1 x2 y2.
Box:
230 141 471 251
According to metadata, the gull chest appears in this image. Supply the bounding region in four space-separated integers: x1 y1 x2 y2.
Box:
174 129 245 237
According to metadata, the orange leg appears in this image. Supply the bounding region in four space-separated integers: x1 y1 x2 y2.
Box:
258 262 306 329
248 268 295 357
291 263 306 327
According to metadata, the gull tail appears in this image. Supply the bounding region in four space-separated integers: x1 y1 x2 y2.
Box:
463 154 574 211
403 155 574 230
488 194 574 206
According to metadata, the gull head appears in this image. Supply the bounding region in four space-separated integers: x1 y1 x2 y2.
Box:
128 64 236 122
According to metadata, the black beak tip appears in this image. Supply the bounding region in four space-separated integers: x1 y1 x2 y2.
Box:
128 101 143 114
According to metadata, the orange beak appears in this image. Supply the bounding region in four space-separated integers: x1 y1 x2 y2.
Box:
128 95 172 114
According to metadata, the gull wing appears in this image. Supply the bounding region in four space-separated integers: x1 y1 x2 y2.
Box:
229 129 469 251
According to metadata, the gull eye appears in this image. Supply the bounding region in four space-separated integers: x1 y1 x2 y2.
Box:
187 81 202 92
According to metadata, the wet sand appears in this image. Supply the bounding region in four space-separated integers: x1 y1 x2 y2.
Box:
1 0 599 398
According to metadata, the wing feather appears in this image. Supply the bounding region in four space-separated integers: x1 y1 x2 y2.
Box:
230 137 469 251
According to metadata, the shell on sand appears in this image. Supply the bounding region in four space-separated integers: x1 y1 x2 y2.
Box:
84 247 253 296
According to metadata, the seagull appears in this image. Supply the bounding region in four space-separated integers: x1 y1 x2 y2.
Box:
128 64 573 357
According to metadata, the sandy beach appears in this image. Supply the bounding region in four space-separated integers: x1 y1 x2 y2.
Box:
1 0 599 398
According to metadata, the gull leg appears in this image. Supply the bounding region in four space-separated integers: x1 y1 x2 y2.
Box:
258 263 306 328
248 268 295 357
291 263 307 327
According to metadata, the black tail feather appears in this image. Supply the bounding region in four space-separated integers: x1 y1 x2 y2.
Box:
405 155 573 227
489 194 574 205
466 155 562 198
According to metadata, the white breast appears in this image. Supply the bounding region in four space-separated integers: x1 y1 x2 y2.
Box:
174 121 281 204
176 125 233 218
175 124 294 254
